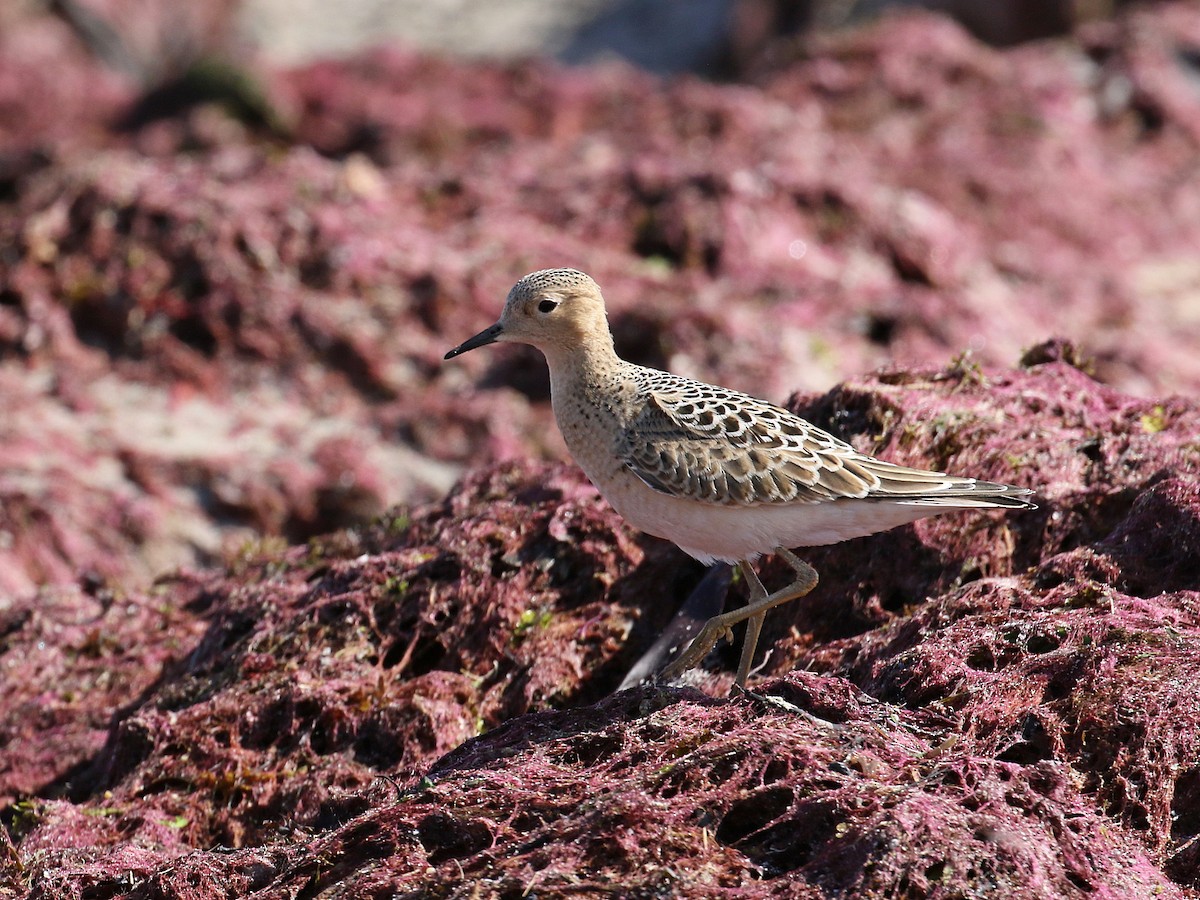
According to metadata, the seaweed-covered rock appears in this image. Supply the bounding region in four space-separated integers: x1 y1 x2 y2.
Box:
7 358 1200 897
3 462 694 856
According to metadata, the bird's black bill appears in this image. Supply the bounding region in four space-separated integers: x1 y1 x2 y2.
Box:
444 323 503 360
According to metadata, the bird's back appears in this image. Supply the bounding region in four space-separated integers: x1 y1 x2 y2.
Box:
615 365 1033 511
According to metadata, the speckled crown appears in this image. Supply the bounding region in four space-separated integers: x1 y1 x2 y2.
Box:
507 268 598 302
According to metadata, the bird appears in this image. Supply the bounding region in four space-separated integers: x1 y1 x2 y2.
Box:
444 268 1035 687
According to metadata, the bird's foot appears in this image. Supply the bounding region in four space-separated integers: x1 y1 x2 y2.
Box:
659 620 735 682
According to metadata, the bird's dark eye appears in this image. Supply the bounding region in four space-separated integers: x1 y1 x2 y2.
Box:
538 299 558 313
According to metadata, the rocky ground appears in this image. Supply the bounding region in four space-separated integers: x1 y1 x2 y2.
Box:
2 2 1199 897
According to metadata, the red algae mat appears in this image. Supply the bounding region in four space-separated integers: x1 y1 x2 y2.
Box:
2 2 1200 897
5 351 1199 897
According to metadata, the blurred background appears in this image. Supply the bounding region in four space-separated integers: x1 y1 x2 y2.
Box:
191 0 1145 71
2 0 1199 597
1 0 1149 76
0 0 1156 81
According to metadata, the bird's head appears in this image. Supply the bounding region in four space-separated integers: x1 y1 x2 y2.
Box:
444 268 611 361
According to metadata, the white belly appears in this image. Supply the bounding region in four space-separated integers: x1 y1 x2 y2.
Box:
595 469 952 565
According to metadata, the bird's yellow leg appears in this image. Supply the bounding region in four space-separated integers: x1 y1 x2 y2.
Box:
660 549 818 687
735 562 769 688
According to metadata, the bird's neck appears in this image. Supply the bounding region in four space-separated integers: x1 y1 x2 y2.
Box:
544 333 632 473
543 331 621 387
545 332 630 442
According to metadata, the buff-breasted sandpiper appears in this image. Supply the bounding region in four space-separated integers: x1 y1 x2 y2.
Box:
445 269 1035 688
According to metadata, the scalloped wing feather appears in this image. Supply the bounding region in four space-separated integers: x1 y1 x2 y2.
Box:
617 369 1032 509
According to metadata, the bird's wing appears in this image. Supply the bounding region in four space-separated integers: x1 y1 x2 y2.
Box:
617 370 1029 508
